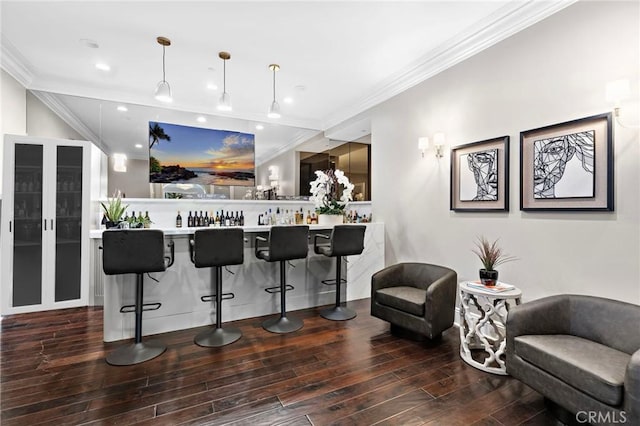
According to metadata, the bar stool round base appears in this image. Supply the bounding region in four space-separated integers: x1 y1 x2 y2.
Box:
262 315 303 333
194 327 242 347
321 306 357 321
106 340 166 366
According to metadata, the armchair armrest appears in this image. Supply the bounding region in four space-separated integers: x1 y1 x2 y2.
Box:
625 349 640 423
425 270 457 316
506 295 571 356
371 263 405 292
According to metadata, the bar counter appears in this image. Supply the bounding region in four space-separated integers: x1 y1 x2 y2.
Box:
90 223 384 342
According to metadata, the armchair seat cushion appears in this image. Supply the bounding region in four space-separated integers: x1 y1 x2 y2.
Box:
376 286 426 316
515 334 630 406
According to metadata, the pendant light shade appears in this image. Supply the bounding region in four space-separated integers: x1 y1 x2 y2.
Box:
217 51 232 111
154 81 172 103
154 36 172 103
267 64 281 119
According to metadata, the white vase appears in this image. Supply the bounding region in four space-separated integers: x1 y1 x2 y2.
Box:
317 214 343 226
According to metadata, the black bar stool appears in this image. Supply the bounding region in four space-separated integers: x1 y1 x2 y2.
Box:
314 225 366 321
102 229 175 365
255 225 309 333
190 228 244 347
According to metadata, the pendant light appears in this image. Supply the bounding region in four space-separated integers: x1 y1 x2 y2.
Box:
267 64 280 118
267 64 281 119
154 36 172 103
217 51 232 111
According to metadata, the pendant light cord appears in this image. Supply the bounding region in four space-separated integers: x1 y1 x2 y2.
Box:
162 45 166 82
223 58 226 93
272 68 276 101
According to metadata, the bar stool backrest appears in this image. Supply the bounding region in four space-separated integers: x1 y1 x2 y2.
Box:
330 225 366 257
193 228 244 268
268 225 309 262
102 229 166 275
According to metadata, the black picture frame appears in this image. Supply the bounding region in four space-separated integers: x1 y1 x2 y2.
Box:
450 136 509 212
520 112 613 211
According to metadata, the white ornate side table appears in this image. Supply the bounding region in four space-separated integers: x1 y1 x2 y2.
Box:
459 281 522 375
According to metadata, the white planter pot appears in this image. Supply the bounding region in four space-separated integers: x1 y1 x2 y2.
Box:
317 214 343 225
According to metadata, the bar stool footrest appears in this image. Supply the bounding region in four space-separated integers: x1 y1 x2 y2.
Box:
265 284 294 294
106 340 166 366
200 293 235 302
120 302 161 313
321 278 347 286
194 326 242 347
321 305 357 321
262 315 303 333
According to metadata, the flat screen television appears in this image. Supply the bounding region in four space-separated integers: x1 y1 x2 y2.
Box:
149 121 255 186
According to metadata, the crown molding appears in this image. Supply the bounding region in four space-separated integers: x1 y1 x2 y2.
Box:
322 0 578 130
0 34 34 87
30 90 108 153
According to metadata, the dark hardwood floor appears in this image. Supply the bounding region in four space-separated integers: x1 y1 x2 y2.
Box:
0 299 560 425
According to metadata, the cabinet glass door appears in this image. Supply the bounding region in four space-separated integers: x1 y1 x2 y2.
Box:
55 145 83 302
13 144 43 307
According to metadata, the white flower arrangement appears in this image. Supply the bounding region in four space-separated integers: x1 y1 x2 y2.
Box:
309 169 355 215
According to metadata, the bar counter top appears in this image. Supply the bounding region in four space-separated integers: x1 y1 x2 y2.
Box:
90 222 381 238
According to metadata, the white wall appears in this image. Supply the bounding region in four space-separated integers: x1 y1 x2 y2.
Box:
0 70 27 195
107 158 150 198
26 92 83 140
371 1 640 304
256 149 299 196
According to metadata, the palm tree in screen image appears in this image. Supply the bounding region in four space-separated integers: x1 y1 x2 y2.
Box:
149 123 171 149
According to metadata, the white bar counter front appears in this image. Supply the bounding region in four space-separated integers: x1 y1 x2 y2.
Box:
90 223 384 342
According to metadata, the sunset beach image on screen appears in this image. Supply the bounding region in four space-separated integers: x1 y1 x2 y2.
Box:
149 121 255 186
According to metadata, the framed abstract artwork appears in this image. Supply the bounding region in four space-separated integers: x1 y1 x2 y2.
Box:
450 136 509 212
520 112 613 211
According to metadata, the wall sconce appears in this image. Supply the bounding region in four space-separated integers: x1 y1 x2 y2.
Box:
113 153 127 172
418 137 429 158
418 133 445 158
268 165 279 181
606 78 639 128
433 132 445 158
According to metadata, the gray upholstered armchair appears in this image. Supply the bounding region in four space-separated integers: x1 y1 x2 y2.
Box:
506 295 640 425
371 262 457 340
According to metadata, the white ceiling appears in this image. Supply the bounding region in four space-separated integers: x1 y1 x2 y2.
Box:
1 1 575 163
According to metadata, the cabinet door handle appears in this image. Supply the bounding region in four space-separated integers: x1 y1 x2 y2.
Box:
51 219 54 230
44 219 47 231
9 220 11 233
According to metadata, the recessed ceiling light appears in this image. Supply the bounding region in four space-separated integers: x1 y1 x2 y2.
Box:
283 97 293 104
256 124 264 130
135 144 143 149
95 63 110 71
196 116 206 123
207 83 218 91
117 105 128 112
80 38 99 49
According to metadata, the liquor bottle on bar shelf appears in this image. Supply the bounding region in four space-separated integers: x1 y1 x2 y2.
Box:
176 211 182 228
